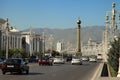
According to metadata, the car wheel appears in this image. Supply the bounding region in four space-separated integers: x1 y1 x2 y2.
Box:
26 70 29 74
50 63 53 66
80 63 82 65
19 70 22 74
2 71 6 75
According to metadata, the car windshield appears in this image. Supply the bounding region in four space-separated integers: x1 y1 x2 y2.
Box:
73 56 80 59
41 57 49 60
5 59 21 64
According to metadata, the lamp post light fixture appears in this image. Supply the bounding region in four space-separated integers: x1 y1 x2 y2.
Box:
105 2 120 40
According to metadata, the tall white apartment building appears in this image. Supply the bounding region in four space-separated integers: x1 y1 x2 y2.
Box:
56 41 64 52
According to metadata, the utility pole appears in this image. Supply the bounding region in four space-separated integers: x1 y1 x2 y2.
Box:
76 17 82 56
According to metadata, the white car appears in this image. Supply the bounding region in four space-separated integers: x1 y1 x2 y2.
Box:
97 54 103 60
53 56 65 64
81 56 89 61
89 56 97 62
71 56 82 65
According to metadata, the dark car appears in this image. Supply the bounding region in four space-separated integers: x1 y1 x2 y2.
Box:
29 56 38 63
66 56 72 62
38 56 53 66
0 58 3 69
1 58 29 75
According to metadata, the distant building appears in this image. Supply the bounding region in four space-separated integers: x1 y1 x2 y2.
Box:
81 38 102 56
56 41 64 52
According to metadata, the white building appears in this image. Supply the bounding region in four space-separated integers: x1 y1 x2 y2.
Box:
81 38 102 56
0 18 43 56
56 41 64 52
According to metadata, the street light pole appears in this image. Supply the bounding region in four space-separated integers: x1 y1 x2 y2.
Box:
105 2 120 63
6 18 9 59
29 27 33 56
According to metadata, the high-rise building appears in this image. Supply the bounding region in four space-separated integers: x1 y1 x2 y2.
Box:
56 41 64 52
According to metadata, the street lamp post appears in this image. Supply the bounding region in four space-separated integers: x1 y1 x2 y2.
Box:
105 2 120 63
29 27 33 56
6 18 9 59
42 32 45 54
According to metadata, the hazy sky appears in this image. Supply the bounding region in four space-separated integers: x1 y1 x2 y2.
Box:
0 0 120 30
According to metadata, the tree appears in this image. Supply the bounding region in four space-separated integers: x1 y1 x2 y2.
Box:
107 37 119 76
9 48 26 58
0 49 6 57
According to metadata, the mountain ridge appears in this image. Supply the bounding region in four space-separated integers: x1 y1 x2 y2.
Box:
23 26 105 49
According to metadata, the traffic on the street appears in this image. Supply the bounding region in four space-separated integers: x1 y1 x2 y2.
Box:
0 56 102 80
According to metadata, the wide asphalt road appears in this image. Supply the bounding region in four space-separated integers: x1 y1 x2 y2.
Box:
0 61 100 80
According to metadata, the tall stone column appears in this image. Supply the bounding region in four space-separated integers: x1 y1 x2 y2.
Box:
76 18 82 56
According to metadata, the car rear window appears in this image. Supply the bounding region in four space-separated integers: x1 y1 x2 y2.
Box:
6 59 21 64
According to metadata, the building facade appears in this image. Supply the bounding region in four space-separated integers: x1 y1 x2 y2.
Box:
81 38 102 56
56 41 64 52
0 18 43 57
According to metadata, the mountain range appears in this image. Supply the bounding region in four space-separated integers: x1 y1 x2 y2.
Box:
23 26 105 49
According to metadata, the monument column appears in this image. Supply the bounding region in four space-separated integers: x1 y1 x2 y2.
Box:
76 18 82 56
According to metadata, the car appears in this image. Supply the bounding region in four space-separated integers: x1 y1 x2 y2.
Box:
71 56 82 65
66 56 72 62
53 56 65 64
38 56 53 66
97 54 103 60
29 56 38 63
0 57 6 69
81 56 89 61
89 56 97 62
1 58 29 75
0 58 4 69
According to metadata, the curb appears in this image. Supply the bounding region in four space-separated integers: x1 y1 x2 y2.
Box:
91 62 104 80
107 63 111 77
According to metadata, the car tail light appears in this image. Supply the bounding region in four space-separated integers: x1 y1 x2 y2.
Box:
39 59 41 62
1 64 6 69
46 60 49 62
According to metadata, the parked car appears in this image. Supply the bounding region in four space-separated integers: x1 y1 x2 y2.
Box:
53 56 65 64
29 56 38 63
1 58 29 74
38 56 53 66
71 56 82 65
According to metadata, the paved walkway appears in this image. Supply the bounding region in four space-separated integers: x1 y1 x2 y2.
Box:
99 77 120 80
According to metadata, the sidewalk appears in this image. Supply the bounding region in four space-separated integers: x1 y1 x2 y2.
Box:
99 77 120 80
